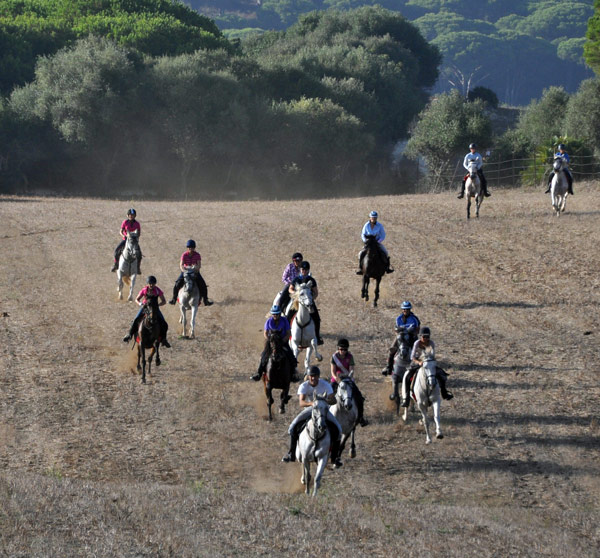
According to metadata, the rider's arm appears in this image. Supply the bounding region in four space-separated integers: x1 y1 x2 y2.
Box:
325 393 336 405
299 393 313 408
312 285 319 299
135 291 144 305
463 153 470 170
158 294 166 306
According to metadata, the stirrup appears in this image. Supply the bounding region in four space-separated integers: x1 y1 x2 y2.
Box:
161 339 171 348
400 398 410 407
355 270 363 275
203 299 214 306
282 452 295 463
389 392 396 400
442 391 454 400
250 373 262 382
457 192 464 199
168 299 176 305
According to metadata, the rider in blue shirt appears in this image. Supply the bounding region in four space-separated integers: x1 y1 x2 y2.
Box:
545 144 574 195
382 300 421 376
356 211 394 274
457 143 491 198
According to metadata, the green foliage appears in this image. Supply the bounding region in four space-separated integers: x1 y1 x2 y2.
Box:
516 86 570 147
468 86 499 108
404 90 492 186
564 78 600 151
584 0 600 75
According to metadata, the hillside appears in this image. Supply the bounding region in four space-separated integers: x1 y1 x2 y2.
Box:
1 188 599 556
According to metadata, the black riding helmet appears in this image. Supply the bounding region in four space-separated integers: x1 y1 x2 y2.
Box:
127 208 136 216
469 143 477 149
292 252 303 261
419 326 431 338
337 338 349 349
300 261 310 270
308 366 320 377
146 275 157 285
186 239 196 249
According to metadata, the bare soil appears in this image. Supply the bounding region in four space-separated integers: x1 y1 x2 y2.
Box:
0 188 599 557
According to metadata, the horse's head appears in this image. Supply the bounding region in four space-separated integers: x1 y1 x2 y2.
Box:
143 296 159 323
421 359 438 390
467 160 478 177
336 378 354 411
268 331 283 354
363 234 379 249
296 281 314 311
127 230 139 244
553 157 564 173
311 395 329 435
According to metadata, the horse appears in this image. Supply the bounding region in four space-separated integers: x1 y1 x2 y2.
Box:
178 267 200 339
136 296 162 384
330 376 359 459
289 281 322 374
117 231 140 301
464 160 483 220
360 235 386 307
296 394 331 496
391 327 415 416
550 157 569 216
262 333 292 421
403 358 443 444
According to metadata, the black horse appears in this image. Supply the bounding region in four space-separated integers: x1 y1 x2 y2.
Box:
263 333 293 420
136 296 162 384
360 235 387 307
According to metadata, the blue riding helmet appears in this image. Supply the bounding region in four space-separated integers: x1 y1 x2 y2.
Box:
401 300 412 310
270 305 282 315
186 239 196 248
147 275 157 285
300 261 310 270
369 210 378 218
557 144 566 150
469 143 477 149
127 208 136 216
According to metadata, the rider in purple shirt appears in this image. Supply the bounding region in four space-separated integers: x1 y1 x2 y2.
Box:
277 252 303 313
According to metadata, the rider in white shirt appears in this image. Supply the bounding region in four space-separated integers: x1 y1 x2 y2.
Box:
457 143 491 198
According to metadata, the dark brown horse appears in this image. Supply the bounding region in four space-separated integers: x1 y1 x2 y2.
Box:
263 333 292 420
136 296 161 384
360 235 387 307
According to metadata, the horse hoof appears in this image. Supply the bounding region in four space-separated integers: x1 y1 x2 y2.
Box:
436 433 444 439
316 355 323 362
142 378 146 384
373 301 377 307
156 360 161 367
426 439 431 445
350 449 356 459
279 408 285 414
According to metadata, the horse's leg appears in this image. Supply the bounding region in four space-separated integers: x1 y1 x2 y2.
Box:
155 343 161 367
313 451 329 497
304 344 312 374
433 396 443 439
419 402 431 444
180 307 187 338
476 194 481 218
129 273 136 302
303 462 311 494
467 197 471 219
137 343 142 372
310 335 323 363
266 383 273 421
190 303 198 339
117 271 124 300
373 276 380 307
350 427 356 458
362 276 369 301
141 346 146 384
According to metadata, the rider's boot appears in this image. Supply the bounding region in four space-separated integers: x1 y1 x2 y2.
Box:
251 364 264 382
386 257 394 274
356 252 365 275
438 374 453 400
137 257 142 275
457 183 465 199
331 437 343 468
567 177 574 196
400 374 411 407
282 430 299 462
203 297 214 306
161 337 171 348
111 260 118 272
122 322 136 343
483 186 491 197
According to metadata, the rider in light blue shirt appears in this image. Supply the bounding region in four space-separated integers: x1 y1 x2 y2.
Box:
457 143 490 198
356 211 394 274
545 143 574 195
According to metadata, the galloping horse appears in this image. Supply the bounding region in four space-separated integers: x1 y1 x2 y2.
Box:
290 281 322 374
297 394 331 496
403 358 443 444
117 231 140 301
263 333 292 420
331 377 359 459
178 267 200 338
550 157 569 216
391 327 415 416
464 160 483 220
136 296 162 384
360 235 386 307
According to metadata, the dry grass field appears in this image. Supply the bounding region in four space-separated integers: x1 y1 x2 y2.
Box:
1 187 599 557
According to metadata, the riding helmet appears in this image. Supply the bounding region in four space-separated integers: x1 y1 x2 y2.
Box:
300 261 310 270
147 275 157 285
308 366 321 377
186 239 196 248
270 305 282 315
369 210 378 218
558 143 566 150
337 338 349 349
469 143 477 149
292 252 303 261
401 300 412 310
419 326 431 338
127 208 136 216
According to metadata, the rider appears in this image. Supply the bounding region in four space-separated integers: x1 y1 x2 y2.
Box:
545 143 574 195
457 143 491 199
382 300 421 376
398 326 452 407
356 211 394 274
122 275 171 347
281 365 344 468
251 305 298 382
330 338 368 427
168 239 213 307
111 208 142 273
289 261 323 345
277 252 303 314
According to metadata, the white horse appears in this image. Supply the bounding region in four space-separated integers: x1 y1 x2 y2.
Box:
117 231 140 301
296 395 331 496
403 358 443 444
550 157 569 216
290 281 322 374
331 376 359 459
178 267 200 338
464 160 483 219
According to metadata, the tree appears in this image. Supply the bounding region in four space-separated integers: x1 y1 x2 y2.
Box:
584 0 600 75
565 78 600 152
516 86 570 147
404 90 492 188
